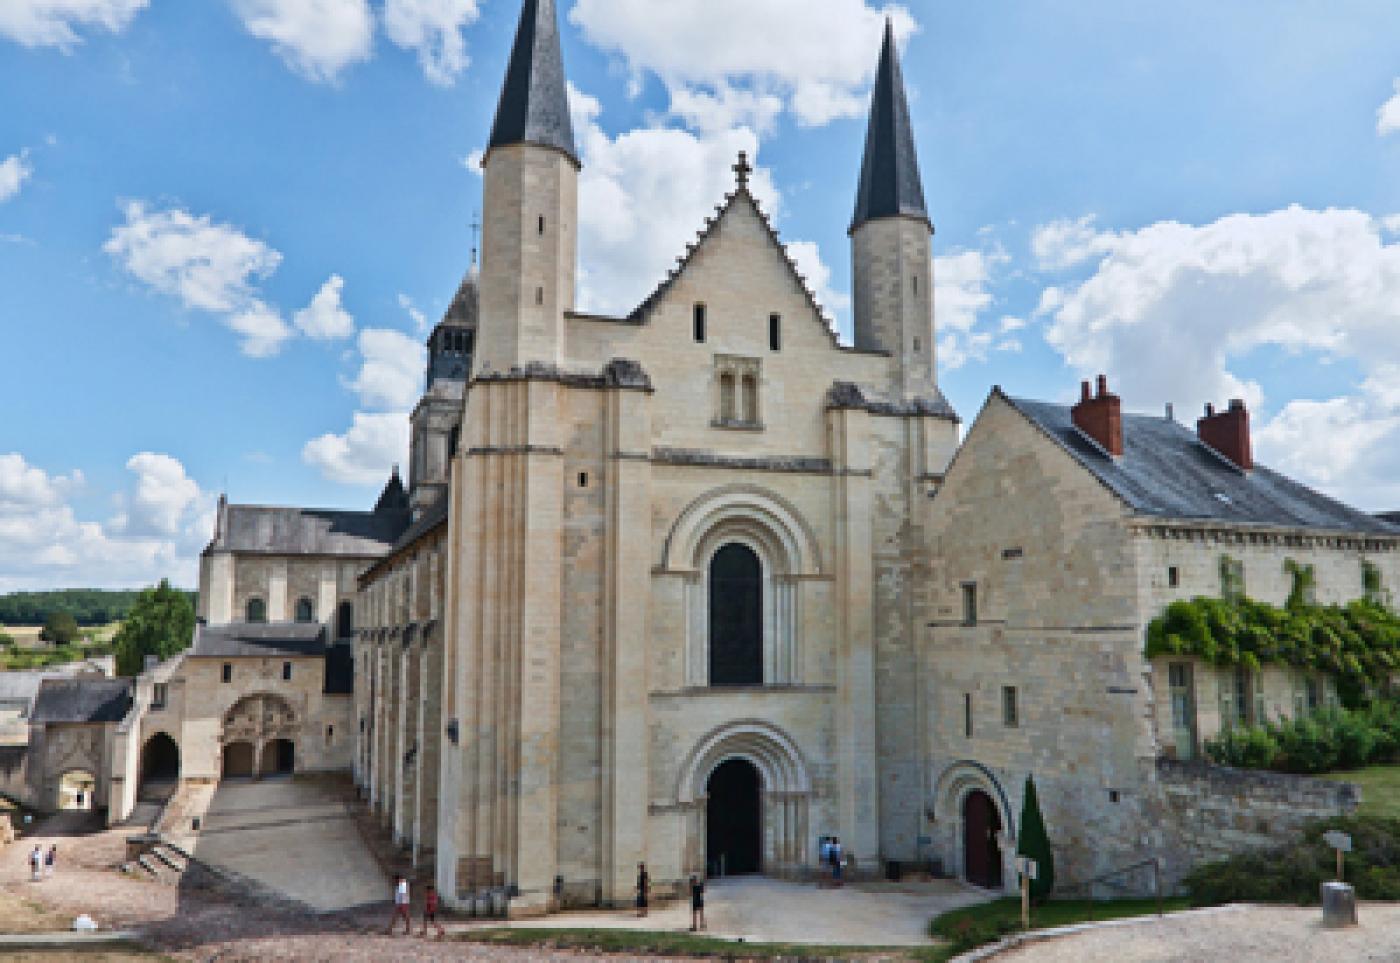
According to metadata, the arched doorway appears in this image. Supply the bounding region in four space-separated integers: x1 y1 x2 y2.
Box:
222 741 255 778
262 738 295 776
59 770 96 811
140 732 179 799
706 758 762 876
709 543 763 685
963 789 1003 889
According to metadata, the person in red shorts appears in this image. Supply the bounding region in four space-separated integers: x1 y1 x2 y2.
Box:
420 883 445 939
386 875 412 935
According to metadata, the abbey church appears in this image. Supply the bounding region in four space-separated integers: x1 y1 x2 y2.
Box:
63 0 1397 916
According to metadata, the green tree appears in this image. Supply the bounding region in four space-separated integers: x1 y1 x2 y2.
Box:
39 610 79 644
113 580 195 676
1016 774 1055 903
0 630 14 649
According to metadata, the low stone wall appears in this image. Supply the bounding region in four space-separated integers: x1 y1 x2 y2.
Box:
1154 757 1359 889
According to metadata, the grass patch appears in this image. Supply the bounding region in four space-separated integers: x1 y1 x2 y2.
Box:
1323 764 1400 820
456 927 947 961
929 897 1190 956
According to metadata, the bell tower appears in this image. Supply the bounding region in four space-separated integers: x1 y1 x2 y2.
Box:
474 0 579 374
850 20 936 401
408 267 477 516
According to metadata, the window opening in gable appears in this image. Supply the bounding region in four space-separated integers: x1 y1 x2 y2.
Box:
769 314 781 351
693 304 707 342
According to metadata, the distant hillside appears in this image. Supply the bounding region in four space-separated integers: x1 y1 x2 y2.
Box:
0 588 198 627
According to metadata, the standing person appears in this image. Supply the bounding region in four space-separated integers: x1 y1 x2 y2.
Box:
419 883 445 940
29 845 42 882
635 862 649 917
819 837 833 887
689 874 705 932
386 875 412 935
831 837 844 886
44 844 56 879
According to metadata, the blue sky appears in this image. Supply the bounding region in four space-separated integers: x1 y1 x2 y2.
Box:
3 0 1400 590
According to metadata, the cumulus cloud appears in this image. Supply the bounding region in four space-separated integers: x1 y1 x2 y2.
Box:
231 0 374 84
570 0 915 129
786 240 849 334
1033 205 1400 507
398 292 428 333
1378 79 1400 137
345 327 424 410
934 248 1013 369
383 0 479 87
0 152 33 203
293 274 355 339
225 300 293 358
0 0 147 50
0 451 210 592
302 412 409 485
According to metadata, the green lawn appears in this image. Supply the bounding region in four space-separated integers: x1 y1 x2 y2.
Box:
929 896 1192 956
456 927 953 961
1323 764 1400 820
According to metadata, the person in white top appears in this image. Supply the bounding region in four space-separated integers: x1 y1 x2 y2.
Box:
29 845 43 882
386 874 413 935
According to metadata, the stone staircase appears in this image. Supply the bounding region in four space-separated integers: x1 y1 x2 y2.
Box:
126 839 190 885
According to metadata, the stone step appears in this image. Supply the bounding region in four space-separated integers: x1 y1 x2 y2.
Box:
135 854 162 879
151 846 186 873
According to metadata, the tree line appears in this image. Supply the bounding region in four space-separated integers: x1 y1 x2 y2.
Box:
0 588 196 627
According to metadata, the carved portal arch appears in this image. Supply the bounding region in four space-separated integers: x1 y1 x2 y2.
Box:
221 693 298 745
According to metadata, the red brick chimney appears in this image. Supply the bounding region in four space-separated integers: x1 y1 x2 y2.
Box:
1197 399 1253 470
1071 373 1123 456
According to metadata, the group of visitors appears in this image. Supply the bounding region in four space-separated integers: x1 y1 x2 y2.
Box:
385 876 445 939
635 862 706 931
819 836 845 886
28 844 56 882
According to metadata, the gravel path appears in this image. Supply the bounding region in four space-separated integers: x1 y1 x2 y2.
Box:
999 902 1400 962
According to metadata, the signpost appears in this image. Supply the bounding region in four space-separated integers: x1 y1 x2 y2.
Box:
1323 830 1352 882
1016 856 1038 930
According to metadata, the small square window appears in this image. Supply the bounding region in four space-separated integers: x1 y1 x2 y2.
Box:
1002 686 1018 727
693 304 707 343
221 663 232 683
282 661 292 681
1168 566 1180 588
961 582 978 626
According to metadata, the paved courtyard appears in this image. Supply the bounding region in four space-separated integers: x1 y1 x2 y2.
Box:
193 776 389 912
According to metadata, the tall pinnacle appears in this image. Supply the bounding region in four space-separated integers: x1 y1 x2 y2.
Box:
486 0 578 166
850 20 929 234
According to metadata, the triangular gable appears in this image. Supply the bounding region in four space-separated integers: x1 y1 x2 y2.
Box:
627 186 844 349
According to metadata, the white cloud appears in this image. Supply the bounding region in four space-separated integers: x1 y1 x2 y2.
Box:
461 149 484 175
231 0 374 84
303 411 409 485
1034 205 1400 507
0 451 210 592
346 327 424 410
293 274 355 339
670 84 784 136
1378 79 1400 137
570 0 915 128
398 292 428 333
383 0 479 87
1030 214 1116 271
570 83 781 315
0 0 147 50
933 248 1011 370
786 239 848 335
225 300 293 358
0 152 33 203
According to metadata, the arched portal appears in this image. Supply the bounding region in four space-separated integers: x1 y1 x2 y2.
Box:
262 738 295 775
706 758 762 875
963 789 1003 889
222 741 255 778
139 732 179 799
709 543 763 685
58 770 96 811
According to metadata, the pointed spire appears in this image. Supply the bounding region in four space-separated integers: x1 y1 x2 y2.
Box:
486 0 578 167
850 19 929 234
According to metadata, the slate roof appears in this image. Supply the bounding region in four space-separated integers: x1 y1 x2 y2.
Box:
1004 391 1400 535
30 678 132 725
0 672 59 710
360 493 449 584
486 0 577 166
189 621 329 659
208 470 409 557
850 20 929 234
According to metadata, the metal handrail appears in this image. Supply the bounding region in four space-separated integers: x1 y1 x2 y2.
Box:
1056 856 1164 917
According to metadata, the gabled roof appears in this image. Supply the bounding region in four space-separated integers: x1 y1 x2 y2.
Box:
207 504 403 557
190 621 328 659
1002 391 1400 535
30 678 132 725
486 0 577 167
850 20 929 234
627 185 844 349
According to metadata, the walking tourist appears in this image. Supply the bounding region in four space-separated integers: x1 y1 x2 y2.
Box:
689 874 705 931
29 844 42 882
635 861 649 917
44 844 56 878
420 883 445 939
386 875 412 935
831 837 844 886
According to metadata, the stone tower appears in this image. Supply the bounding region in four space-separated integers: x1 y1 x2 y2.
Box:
475 0 579 374
408 269 477 516
850 20 935 401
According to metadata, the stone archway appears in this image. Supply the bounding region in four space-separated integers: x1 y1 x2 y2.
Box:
139 732 180 801
221 693 298 780
706 758 762 875
932 761 1015 892
222 741 255 778
963 789 1002 889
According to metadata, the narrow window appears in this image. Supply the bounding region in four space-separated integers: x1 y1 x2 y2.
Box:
152 683 168 710
448 425 460 459
221 663 232 684
282 661 292 681
463 331 474 355
693 303 707 343
326 725 334 745
294 597 314 623
537 215 545 235
768 313 781 352
1167 566 1180 588
708 543 763 685
719 372 736 422
1002 686 1018 727
913 336 920 352
912 275 918 294
1305 675 1320 711
245 597 266 623
741 374 758 425
337 602 354 639
1233 666 1251 726
577 472 588 488
535 286 544 305
961 582 978 626
1168 662 1197 760
964 693 973 738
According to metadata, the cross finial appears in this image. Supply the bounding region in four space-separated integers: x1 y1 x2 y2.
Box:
733 151 752 189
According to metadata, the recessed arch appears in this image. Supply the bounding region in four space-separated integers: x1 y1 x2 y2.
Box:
662 484 822 576
932 761 1016 892
676 719 811 805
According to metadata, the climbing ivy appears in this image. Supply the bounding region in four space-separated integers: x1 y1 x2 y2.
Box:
1283 559 1317 610
1145 595 1400 707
